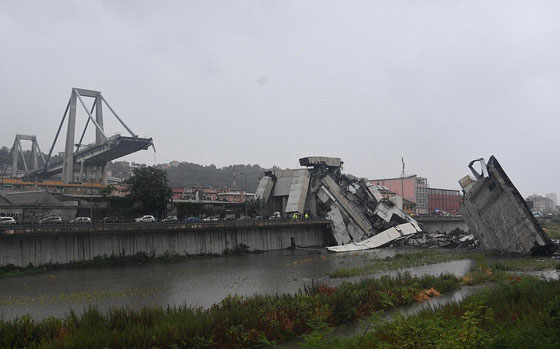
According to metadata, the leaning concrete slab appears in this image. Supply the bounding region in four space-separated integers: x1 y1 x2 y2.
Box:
285 169 311 213
255 176 274 202
459 156 557 256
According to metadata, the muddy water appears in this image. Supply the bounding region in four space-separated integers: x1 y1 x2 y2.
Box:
0 248 474 321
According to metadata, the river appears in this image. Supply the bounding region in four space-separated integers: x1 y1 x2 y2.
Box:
0 247 474 321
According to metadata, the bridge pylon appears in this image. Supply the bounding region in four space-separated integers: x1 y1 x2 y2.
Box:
40 88 148 184
10 135 45 177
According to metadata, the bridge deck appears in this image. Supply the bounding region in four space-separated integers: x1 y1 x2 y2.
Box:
28 136 152 178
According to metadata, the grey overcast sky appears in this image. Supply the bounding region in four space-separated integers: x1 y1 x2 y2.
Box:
1 1 559 196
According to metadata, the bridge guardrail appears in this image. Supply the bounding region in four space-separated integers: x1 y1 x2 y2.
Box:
0 218 332 235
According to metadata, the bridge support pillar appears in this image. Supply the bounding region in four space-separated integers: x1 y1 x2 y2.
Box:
79 161 85 183
11 140 18 177
31 141 38 170
95 95 104 145
62 92 77 184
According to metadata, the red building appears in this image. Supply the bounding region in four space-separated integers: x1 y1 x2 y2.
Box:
370 175 428 215
427 188 462 216
171 187 185 201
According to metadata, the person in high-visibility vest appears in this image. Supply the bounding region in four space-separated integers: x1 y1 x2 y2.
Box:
292 213 298 220
304 213 309 219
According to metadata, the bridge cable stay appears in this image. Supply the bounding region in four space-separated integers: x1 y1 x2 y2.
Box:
74 90 108 142
44 98 71 171
99 95 136 137
75 101 96 153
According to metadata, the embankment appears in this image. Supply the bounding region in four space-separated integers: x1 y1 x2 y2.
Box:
0 220 331 267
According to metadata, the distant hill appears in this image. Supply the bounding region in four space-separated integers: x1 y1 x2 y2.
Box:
109 161 277 192
1 145 276 191
163 162 276 192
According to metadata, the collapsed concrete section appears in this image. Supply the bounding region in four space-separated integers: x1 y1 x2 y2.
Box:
255 156 422 251
459 156 557 256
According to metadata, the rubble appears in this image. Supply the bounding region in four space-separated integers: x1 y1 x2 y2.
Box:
389 230 477 249
255 156 422 251
459 156 557 256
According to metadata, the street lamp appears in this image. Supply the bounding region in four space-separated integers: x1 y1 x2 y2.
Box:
240 172 248 215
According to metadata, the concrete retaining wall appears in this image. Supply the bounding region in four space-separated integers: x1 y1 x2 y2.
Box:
0 221 330 267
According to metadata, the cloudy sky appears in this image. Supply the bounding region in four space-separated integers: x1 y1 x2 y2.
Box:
1 1 559 197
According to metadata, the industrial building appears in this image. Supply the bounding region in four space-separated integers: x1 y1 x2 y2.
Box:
369 175 429 215
427 187 462 216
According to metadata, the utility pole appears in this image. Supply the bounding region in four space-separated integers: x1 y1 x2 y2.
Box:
400 158 405 210
89 169 93 220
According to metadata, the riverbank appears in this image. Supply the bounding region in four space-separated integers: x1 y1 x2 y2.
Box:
0 220 330 267
0 248 255 279
304 277 560 348
0 257 518 348
329 249 560 278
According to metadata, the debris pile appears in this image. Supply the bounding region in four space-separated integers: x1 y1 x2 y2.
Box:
255 156 422 252
389 230 477 249
459 156 557 256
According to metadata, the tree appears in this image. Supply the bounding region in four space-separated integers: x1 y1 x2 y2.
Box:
245 198 264 217
99 184 116 198
126 166 172 216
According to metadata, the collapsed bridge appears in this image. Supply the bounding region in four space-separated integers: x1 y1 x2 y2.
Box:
10 88 153 184
255 156 422 252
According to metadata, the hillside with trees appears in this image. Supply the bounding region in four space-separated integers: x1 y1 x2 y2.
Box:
1 144 277 191
163 162 276 192
108 161 277 192
0 146 62 173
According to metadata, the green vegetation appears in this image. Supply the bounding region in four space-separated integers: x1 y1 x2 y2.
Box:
0 272 465 348
126 166 172 215
0 255 544 348
330 250 488 278
0 251 214 279
0 286 163 307
303 277 560 348
491 257 560 272
0 246 261 279
164 163 269 192
330 250 560 278
542 222 560 239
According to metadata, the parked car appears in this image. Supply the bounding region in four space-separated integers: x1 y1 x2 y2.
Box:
185 216 200 223
162 215 178 223
239 216 252 221
39 216 63 224
70 217 92 224
102 216 120 223
0 217 16 225
203 216 219 222
134 215 156 223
